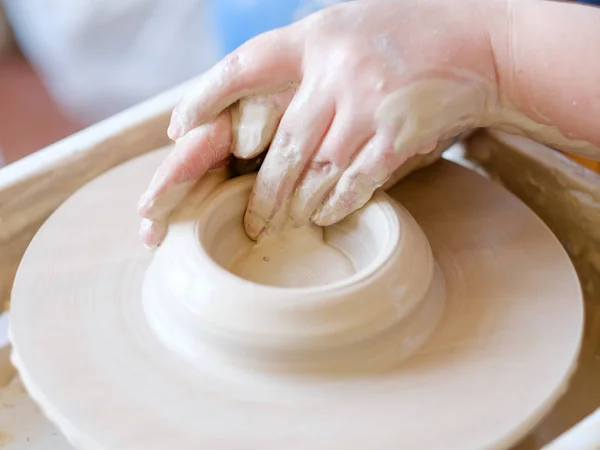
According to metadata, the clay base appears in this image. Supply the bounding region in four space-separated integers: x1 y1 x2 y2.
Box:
9 149 583 450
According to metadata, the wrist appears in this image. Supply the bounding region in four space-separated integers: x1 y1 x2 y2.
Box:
480 0 600 158
437 0 511 129
471 0 511 128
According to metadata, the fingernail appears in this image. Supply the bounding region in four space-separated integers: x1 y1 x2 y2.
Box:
168 113 184 140
311 205 336 227
139 218 167 250
243 210 266 240
143 241 158 251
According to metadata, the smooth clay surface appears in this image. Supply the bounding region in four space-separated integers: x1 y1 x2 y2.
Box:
9 149 584 450
228 223 355 288
142 170 444 374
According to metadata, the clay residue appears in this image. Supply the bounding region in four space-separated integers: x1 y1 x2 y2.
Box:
227 223 355 288
0 430 13 445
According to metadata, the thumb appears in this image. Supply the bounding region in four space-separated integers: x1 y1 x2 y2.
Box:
138 110 233 248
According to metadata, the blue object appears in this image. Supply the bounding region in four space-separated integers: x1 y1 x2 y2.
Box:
209 0 349 55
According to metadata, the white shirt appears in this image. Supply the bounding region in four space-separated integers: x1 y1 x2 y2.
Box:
3 0 220 122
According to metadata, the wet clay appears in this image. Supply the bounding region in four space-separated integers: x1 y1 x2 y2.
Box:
9 149 583 450
227 223 355 288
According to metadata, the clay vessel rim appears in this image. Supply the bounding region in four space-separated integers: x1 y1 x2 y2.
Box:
185 173 405 295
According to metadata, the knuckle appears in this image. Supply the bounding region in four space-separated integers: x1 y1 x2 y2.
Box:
277 144 302 166
353 155 391 189
318 138 353 167
268 129 304 168
243 28 283 56
333 36 374 69
272 128 293 151
220 51 244 79
307 158 335 177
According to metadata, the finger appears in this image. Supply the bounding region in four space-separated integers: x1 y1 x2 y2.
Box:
244 86 335 239
232 89 295 159
169 29 302 140
139 111 233 220
138 110 232 247
312 130 433 227
288 111 372 226
139 218 168 251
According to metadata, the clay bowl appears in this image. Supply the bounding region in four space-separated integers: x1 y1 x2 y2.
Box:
9 149 583 450
143 172 445 374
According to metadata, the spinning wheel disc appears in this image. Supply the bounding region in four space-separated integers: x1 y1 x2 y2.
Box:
10 148 583 450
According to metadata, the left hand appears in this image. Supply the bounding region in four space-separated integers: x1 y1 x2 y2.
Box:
137 89 295 247
138 0 499 247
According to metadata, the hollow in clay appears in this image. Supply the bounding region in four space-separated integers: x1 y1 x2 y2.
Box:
143 172 445 373
8 148 584 450
228 223 355 288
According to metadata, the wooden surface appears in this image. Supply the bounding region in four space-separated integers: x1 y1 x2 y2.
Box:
565 153 600 174
543 408 600 449
465 130 600 449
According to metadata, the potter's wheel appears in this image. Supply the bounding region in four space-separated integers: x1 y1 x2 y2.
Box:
9 148 583 450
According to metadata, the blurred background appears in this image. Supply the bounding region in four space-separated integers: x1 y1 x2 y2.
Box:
0 0 348 166
0 0 598 170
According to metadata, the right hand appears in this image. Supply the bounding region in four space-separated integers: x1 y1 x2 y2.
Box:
138 0 504 248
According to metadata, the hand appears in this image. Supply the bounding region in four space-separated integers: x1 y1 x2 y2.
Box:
138 0 502 247
138 89 294 247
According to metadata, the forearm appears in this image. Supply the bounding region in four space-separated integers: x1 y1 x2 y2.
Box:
489 0 600 160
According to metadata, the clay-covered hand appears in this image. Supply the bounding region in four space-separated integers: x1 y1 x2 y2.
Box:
138 90 294 247
138 0 502 246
